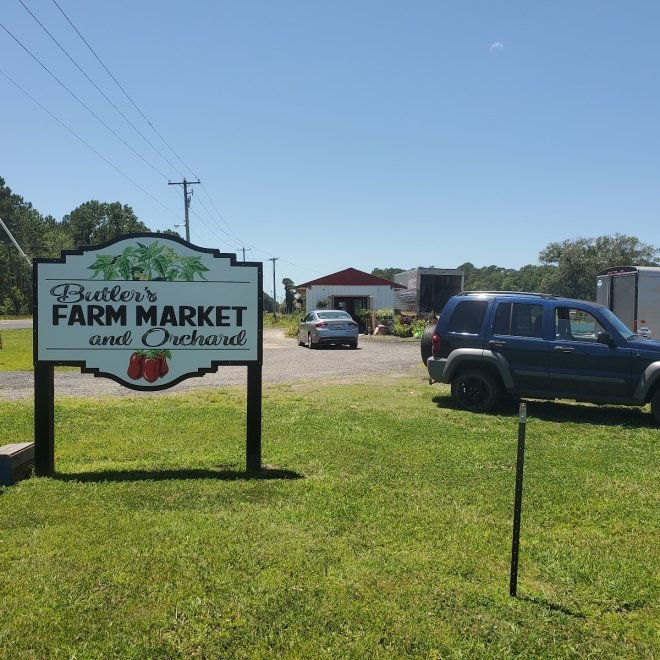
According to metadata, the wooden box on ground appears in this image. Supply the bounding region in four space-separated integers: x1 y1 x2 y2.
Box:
0 442 35 486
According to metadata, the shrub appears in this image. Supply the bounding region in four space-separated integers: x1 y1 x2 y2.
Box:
391 321 413 337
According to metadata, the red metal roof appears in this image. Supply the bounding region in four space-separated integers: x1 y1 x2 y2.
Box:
296 267 405 289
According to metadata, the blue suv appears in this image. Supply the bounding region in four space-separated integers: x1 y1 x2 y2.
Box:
423 291 660 423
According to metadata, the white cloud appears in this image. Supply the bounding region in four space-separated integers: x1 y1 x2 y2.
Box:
489 42 504 53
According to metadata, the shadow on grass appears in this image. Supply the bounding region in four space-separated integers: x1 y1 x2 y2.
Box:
53 465 304 483
519 594 586 618
432 395 655 428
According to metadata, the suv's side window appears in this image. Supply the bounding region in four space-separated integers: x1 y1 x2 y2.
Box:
448 300 489 334
555 307 606 342
493 302 544 338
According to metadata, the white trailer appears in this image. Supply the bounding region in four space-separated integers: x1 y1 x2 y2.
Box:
596 266 660 338
394 267 464 315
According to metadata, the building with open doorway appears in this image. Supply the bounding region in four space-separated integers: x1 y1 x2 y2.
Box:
296 268 405 319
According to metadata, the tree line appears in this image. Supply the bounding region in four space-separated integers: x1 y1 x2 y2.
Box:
2 175 658 314
372 234 659 302
0 177 170 314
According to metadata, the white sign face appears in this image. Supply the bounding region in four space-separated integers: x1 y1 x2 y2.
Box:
35 234 262 390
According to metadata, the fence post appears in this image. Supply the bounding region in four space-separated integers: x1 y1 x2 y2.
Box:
509 401 527 597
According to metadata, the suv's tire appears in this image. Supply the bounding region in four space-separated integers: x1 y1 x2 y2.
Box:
651 388 660 424
421 323 436 365
451 369 501 413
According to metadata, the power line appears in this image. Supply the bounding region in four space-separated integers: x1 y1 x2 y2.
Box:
17 0 186 179
46 0 248 251
0 20 170 181
7 2 321 280
0 67 183 221
199 183 243 243
189 194 237 244
50 0 199 180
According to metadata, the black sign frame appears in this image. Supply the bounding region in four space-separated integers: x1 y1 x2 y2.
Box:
33 233 263 476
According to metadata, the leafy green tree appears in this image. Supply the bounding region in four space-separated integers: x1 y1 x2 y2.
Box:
282 277 296 313
0 286 28 315
512 264 557 292
41 219 75 257
371 267 404 281
459 262 557 293
1 177 158 313
539 234 659 300
263 291 277 313
0 177 47 312
62 201 149 246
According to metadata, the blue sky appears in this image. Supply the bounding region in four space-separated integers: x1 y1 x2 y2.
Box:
1 1 659 299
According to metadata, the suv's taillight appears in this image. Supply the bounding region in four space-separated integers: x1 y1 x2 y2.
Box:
432 334 442 358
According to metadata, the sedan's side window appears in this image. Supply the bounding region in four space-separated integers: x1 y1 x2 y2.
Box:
555 307 606 342
304 313 314 322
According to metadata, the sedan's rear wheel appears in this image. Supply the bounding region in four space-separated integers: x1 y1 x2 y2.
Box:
450 369 501 413
307 333 316 349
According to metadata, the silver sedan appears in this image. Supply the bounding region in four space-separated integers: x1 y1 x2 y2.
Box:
297 310 359 349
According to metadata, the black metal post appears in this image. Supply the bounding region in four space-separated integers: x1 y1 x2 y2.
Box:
509 401 527 597
246 363 262 476
34 362 55 476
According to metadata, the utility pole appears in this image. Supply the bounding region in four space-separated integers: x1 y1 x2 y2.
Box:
237 247 252 262
0 216 32 269
168 178 200 242
268 257 279 314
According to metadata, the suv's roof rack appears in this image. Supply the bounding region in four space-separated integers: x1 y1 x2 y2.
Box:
457 290 560 300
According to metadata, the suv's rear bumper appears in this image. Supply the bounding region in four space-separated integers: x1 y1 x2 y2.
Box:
427 357 448 383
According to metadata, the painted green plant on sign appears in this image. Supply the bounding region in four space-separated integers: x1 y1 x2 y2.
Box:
88 241 210 281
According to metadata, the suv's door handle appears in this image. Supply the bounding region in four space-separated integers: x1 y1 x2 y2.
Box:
554 346 574 353
489 340 506 348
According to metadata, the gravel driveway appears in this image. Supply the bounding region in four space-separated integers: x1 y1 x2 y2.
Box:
0 328 423 400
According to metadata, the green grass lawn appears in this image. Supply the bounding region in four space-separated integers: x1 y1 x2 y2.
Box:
0 328 32 371
1 379 658 657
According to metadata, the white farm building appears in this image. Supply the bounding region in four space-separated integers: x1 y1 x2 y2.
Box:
296 268 405 318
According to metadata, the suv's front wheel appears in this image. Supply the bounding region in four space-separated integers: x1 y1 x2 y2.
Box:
451 369 501 413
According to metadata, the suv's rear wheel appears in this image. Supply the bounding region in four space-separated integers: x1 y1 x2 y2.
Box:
421 323 436 365
451 370 501 413
651 388 660 424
